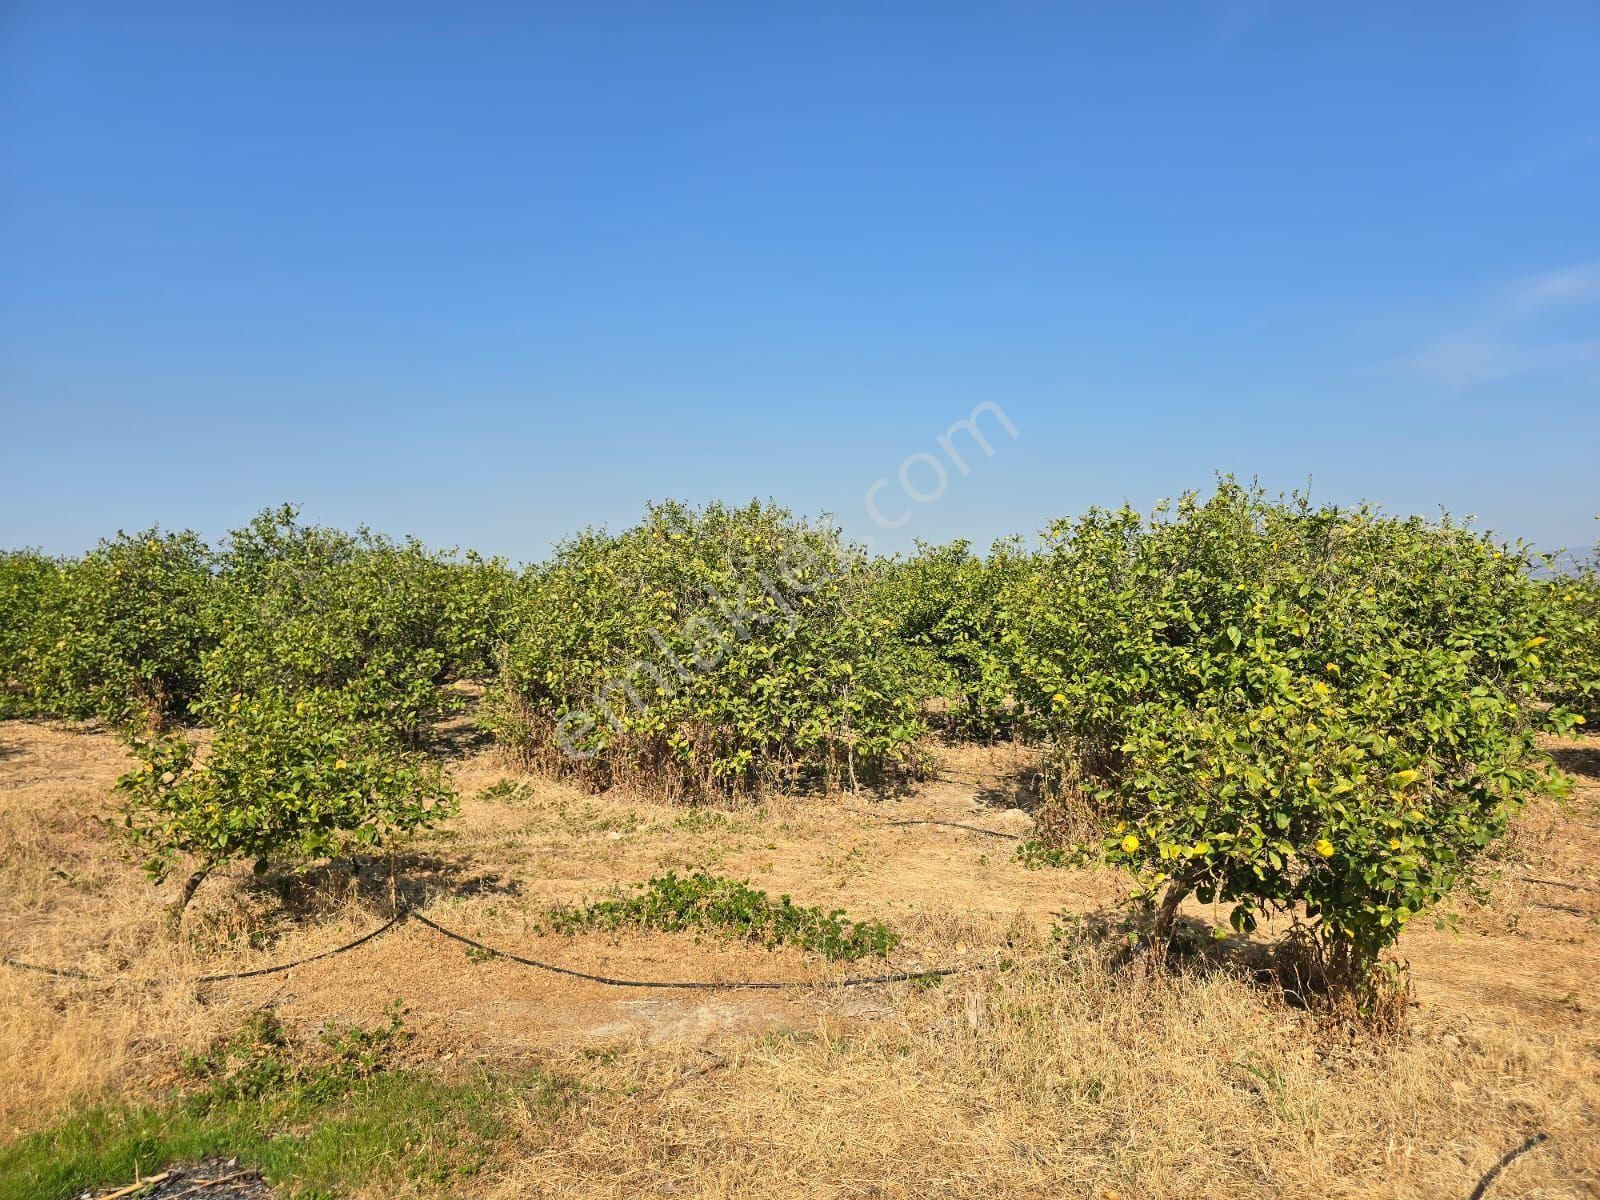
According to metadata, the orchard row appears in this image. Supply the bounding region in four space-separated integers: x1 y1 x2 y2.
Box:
3 483 1597 990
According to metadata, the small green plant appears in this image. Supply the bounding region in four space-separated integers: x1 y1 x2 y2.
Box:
179 1009 293 1104
547 870 899 960
477 779 538 805
182 1003 411 1107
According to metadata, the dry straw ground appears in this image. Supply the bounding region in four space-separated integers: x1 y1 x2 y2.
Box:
2 718 1598 1199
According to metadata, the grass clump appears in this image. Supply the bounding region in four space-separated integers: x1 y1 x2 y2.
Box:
0 1006 571 1200
548 870 899 961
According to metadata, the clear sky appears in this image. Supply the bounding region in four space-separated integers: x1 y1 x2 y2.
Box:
3 3 1598 564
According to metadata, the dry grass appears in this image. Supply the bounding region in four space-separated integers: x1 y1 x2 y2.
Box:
3 719 1599 1198
497 941 1600 1199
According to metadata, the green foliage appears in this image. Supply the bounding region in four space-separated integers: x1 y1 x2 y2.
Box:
487 500 926 799
0 548 59 718
116 689 456 889
182 1004 411 1106
1535 562 1600 722
6 491 1595 983
1 510 520 739
1003 480 1584 981
203 505 516 745
439 550 524 680
548 869 900 960
21 529 217 728
0 1011 566 1200
868 539 1025 740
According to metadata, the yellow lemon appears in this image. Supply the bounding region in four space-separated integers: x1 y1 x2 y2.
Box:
1314 838 1335 858
1120 834 1140 854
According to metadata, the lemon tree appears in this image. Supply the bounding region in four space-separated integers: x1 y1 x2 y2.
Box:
117 688 455 912
24 529 217 729
1006 481 1585 988
0 549 59 718
1536 558 1600 722
867 539 1025 740
487 500 925 798
203 506 519 745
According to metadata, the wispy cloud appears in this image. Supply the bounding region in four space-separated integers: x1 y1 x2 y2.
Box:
1473 134 1600 192
1397 262 1600 390
1503 261 1600 318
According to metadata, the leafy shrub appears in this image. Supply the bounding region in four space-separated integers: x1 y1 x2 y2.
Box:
438 550 524 680
1005 481 1584 990
868 539 1025 740
117 688 456 910
1535 560 1600 722
204 506 517 744
25 529 216 729
0 549 59 718
487 500 926 799
547 870 899 960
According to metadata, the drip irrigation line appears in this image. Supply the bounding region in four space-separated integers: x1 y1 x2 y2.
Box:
2 911 403 986
847 807 1026 840
0 956 101 982
1468 1133 1549 1200
1515 875 1599 894
409 910 979 990
879 818 1023 840
5 908 979 992
191 912 403 983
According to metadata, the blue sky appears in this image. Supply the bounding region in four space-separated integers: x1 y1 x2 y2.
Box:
3 2 1598 563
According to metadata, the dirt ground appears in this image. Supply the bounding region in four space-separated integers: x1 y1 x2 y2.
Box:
2 719 1598 1199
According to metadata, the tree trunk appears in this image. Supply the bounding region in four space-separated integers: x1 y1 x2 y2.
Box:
1151 879 1192 943
167 866 210 927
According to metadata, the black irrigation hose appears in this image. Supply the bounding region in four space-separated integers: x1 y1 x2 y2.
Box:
191 912 403 983
4 908 977 992
878 818 1023 840
408 910 977 990
1468 1133 1549 1200
1515 874 1600 894
847 807 1026 841
0 956 101 983
2 911 404 986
